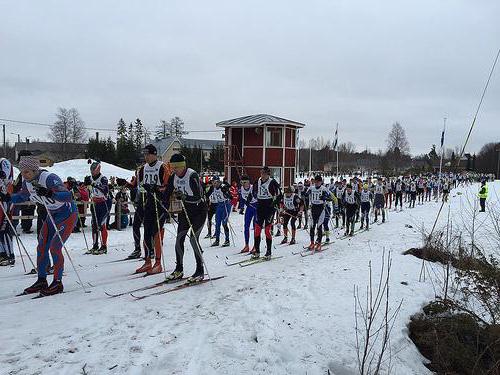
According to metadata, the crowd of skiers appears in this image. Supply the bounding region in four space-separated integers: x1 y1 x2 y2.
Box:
0 147 494 297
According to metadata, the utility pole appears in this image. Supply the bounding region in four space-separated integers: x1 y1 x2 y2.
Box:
2 124 5 157
496 145 500 180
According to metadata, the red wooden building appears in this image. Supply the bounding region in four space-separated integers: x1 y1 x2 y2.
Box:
216 114 305 187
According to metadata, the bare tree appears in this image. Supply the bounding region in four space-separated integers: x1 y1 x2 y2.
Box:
49 107 86 144
339 141 356 154
386 122 410 155
50 107 71 143
354 250 403 375
68 108 87 143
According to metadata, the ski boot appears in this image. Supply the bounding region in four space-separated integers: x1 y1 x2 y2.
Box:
221 239 230 247
204 232 211 239
147 260 163 275
135 258 152 273
324 237 330 244
127 248 142 259
307 242 315 250
40 280 64 296
314 242 322 251
187 269 204 283
0 256 14 266
289 238 296 245
97 245 107 255
263 251 272 261
211 239 220 247
349 230 354 237
166 270 184 281
85 245 99 255
240 245 250 253
23 278 48 295
251 251 260 260
280 237 288 245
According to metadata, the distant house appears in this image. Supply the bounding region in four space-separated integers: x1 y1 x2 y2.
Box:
14 142 87 166
151 137 223 163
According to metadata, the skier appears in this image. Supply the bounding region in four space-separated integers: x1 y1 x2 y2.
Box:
359 183 373 230
207 176 231 247
280 186 303 245
0 158 14 266
297 180 310 230
239 175 257 253
342 183 360 236
126 169 145 259
6 156 78 295
250 166 281 260
203 178 215 239
335 180 346 228
394 178 404 211
306 175 330 250
417 177 425 205
87 160 110 254
373 178 386 223
409 179 417 208
442 178 450 202
133 145 170 275
164 153 207 283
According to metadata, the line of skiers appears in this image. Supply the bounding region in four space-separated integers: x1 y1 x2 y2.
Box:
0 145 491 297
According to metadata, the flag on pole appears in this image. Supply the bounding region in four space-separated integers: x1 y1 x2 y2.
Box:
440 128 445 148
333 124 338 150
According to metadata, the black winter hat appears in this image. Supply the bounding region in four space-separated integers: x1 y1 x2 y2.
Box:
143 144 157 155
170 153 186 163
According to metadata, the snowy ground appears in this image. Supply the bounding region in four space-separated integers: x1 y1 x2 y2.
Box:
0 182 498 375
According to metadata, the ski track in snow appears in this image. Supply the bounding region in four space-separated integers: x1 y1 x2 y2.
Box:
0 182 497 374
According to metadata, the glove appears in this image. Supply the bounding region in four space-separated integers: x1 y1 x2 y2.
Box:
34 185 53 198
174 189 185 200
0 171 6 179
0 192 10 202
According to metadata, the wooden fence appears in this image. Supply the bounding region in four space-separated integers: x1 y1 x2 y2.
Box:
11 200 134 231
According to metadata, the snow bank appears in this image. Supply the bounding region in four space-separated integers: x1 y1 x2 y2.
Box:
45 159 135 181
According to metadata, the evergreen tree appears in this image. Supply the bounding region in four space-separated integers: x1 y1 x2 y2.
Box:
208 145 224 172
156 120 171 139
134 118 144 152
170 116 188 138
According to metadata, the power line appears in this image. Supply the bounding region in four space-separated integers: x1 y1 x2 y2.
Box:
0 117 223 134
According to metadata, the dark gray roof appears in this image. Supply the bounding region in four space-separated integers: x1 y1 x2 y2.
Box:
182 138 223 149
151 137 223 156
216 114 305 128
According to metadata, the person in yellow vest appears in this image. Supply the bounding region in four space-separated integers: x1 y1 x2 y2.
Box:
478 180 488 212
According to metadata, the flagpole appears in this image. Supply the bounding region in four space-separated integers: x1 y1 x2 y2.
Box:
309 143 312 176
439 117 446 178
336 123 339 178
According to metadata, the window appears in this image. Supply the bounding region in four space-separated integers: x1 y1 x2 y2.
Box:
266 127 283 147
269 167 282 184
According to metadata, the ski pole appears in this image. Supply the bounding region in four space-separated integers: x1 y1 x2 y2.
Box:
179 198 212 284
223 201 236 247
86 184 105 251
42 204 89 293
1 202 36 271
72 192 89 253
152 191 167 279
0 202 26 272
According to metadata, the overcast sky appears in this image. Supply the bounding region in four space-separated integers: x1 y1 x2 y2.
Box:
1 0 499 154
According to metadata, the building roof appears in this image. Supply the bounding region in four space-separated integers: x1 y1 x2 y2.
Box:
151 137 223 156
216 114 305 128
